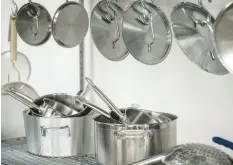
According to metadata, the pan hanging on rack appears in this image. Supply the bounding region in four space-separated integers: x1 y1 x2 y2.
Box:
91 0 128 61
171 0 228 75
213 2 233 74
52 0 89 48
16 0 52 46
122 0 172 65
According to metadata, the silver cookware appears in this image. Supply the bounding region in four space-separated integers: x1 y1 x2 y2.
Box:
122 0 172 65
86 77 157 125
52 0 89 48
23 93 97 157
171 0 228 75
94 109 177 165
16 0 52 46
2 88 78 117
130 143 233 165
91 0 128 61
214 2 233 74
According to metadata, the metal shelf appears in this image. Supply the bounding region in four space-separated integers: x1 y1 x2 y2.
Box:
1 138 98 165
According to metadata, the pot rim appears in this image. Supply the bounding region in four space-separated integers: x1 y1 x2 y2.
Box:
94 109 178 129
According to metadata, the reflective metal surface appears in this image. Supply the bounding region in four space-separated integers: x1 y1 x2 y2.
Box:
171 2 228 75
52 1 89 48
1 51 31 87
16 3 52 46
122 1 172 65
130 143 233 165
214 2 233 74
94 110 177 165
91 0 128 61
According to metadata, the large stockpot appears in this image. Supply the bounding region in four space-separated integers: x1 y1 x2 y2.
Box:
23 93 98 157
94 109 177 165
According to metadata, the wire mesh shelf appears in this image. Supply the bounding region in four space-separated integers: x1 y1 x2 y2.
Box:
1 137 98 165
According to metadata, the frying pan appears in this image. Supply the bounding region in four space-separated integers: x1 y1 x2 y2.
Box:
52 0 89 48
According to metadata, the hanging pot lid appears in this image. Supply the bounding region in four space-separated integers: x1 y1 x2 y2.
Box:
122 0 172 65
16 2 52 46
52 1 89 48
91 0 128 61
214 2 233 74
171 1 228 75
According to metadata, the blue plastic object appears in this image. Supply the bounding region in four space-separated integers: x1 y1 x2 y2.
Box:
213 137 233 150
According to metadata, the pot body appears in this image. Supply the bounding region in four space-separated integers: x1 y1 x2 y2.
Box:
23 93 98 157
94 110 177 165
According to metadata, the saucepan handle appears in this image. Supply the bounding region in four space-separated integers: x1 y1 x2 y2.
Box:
40 125 71 137
213 137 233 150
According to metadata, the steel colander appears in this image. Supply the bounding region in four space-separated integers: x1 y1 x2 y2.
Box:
130 143 233 165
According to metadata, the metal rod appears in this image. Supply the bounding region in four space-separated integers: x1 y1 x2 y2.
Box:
79 0 85 91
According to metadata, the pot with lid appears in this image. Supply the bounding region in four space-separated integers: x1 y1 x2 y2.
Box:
94 108 177 165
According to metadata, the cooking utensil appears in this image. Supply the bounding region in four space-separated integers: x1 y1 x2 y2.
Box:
85 77 129 123
122 0 172 65
91 0 128 61
213 137 233 150
94 110 177 165
16 0 52 46
86 77 157 125
130 143 233 165
1 51 31 91
214 2 233 74
1 82 38 99
9 0 18 61
52 0 89 48
171 1 228 75
75 95 115 119
24 93 98 157
2 88 78 117
1 82 39 140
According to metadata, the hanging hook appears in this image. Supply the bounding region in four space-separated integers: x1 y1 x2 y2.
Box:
27 0 40 39
10 0 18 16
192 0 215 60
139 0 155 52
106 0 120 49
8 60 21 83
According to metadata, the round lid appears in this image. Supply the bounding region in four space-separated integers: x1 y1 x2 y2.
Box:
122 1 172 65
171 2 228 75
1 51 31 87
91 0 128 61
52 1 89 48
16 3 52 46
214 2 233 74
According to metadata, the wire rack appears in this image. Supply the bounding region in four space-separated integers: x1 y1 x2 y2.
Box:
1 137 98 165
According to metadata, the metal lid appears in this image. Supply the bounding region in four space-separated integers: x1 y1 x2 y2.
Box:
122 0 172 65
16 3 52 46
171 2 228 75
214 2 233 74
52 1 89 48
91 0 128 61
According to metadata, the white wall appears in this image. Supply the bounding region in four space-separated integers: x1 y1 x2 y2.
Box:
90 0 233 156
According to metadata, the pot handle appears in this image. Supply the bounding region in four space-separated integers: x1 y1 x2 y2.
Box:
40 125 71 137
114 130 153 140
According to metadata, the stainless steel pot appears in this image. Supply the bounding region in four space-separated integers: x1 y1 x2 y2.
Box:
23 93 98 157
94 109 177 165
